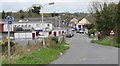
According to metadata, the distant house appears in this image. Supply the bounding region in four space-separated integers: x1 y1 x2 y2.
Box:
70 18 78 24
76 18 91 29
69 18 79 28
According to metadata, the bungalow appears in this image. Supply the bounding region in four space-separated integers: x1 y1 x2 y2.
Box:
0 21 54 40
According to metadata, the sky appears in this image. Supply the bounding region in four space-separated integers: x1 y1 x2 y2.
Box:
0 0 119 13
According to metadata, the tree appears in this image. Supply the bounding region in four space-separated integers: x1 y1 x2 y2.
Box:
90 2 117 38
115 1 120 43
19 10 24 13
20 13 25 19
100 3 114 36
31 6 41 15
2 11 6 19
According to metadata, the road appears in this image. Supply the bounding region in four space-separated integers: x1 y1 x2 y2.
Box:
51 33 118 64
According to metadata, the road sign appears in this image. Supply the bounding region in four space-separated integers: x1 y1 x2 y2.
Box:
7 16 14 24
7 16 14 64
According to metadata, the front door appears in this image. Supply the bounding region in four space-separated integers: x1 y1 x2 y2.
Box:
32 33 35 40
54 32 56 37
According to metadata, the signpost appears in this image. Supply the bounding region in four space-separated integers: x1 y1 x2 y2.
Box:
7 16 14 64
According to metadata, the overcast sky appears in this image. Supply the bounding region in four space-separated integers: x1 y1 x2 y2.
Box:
0 0 119 13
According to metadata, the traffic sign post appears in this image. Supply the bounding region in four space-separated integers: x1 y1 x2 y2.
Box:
7 16 14 64
7 16 13 24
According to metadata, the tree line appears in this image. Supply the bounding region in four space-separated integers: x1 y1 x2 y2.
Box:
90 1 120 43
1 5 41 20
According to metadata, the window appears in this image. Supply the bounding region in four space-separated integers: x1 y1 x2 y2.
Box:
17 25 20 27
28 25 31 27
14 25 16 27
21 25 24 27
25 25 27 27
47 24 50 27
36 24 39 27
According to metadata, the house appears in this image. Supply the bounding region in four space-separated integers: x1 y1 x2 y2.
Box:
76 18 91 29
70 18 78 24
69 18 79 27
1 21 54 40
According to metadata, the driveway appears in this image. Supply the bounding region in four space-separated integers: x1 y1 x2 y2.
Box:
51 33 118 64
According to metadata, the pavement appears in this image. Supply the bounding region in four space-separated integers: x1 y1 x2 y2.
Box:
51 33 118 64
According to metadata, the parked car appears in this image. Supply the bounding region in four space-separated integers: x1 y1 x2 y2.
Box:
79 29 84 34
66 34 73 38
66 29 74 38
76 30 80 33
71 27 77 31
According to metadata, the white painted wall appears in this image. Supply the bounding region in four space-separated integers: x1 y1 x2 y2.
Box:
76 24 84 29
14 33 33 39
52 30 67 37
39 32 49 37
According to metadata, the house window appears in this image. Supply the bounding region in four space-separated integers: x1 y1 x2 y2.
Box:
14 25 16 27
47 24 49 27
25 25 27 27
36 32 39 36
36 24 39 27
17 25 20 27
21 25 24 27
28 25 31 27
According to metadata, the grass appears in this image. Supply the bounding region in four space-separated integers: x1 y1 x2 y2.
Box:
91 37 120 48
13 41 70 64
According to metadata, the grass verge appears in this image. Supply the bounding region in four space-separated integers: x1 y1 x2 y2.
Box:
14 40 70 64
91 38 120 48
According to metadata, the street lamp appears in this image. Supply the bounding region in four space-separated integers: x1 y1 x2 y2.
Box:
40 2 54 47
41 2 54 26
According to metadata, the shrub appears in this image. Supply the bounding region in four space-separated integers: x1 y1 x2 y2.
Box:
88 28 97 36
51 37 58 43
0 38 16 47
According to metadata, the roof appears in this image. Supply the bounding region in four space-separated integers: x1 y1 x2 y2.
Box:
78 18 91 24
70 18 78 23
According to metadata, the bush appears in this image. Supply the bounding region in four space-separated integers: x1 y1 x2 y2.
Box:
88 28 97 36
91 37 120 48
0 38 16 47
51 37 58 43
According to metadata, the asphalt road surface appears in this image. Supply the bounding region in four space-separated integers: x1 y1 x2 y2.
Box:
51 33 118 64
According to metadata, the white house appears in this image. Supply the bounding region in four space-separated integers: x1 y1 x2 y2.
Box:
3 21 54 40
76 18 91 29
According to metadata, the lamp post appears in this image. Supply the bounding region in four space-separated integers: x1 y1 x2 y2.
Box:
40 2 54 47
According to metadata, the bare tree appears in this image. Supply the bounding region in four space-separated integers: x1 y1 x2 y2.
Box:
88 1 104 14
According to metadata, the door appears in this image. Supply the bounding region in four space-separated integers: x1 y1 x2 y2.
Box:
32 33 35 40
54 32 56 37
49 31 52 35
78 25 81 29
62 31 64 36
